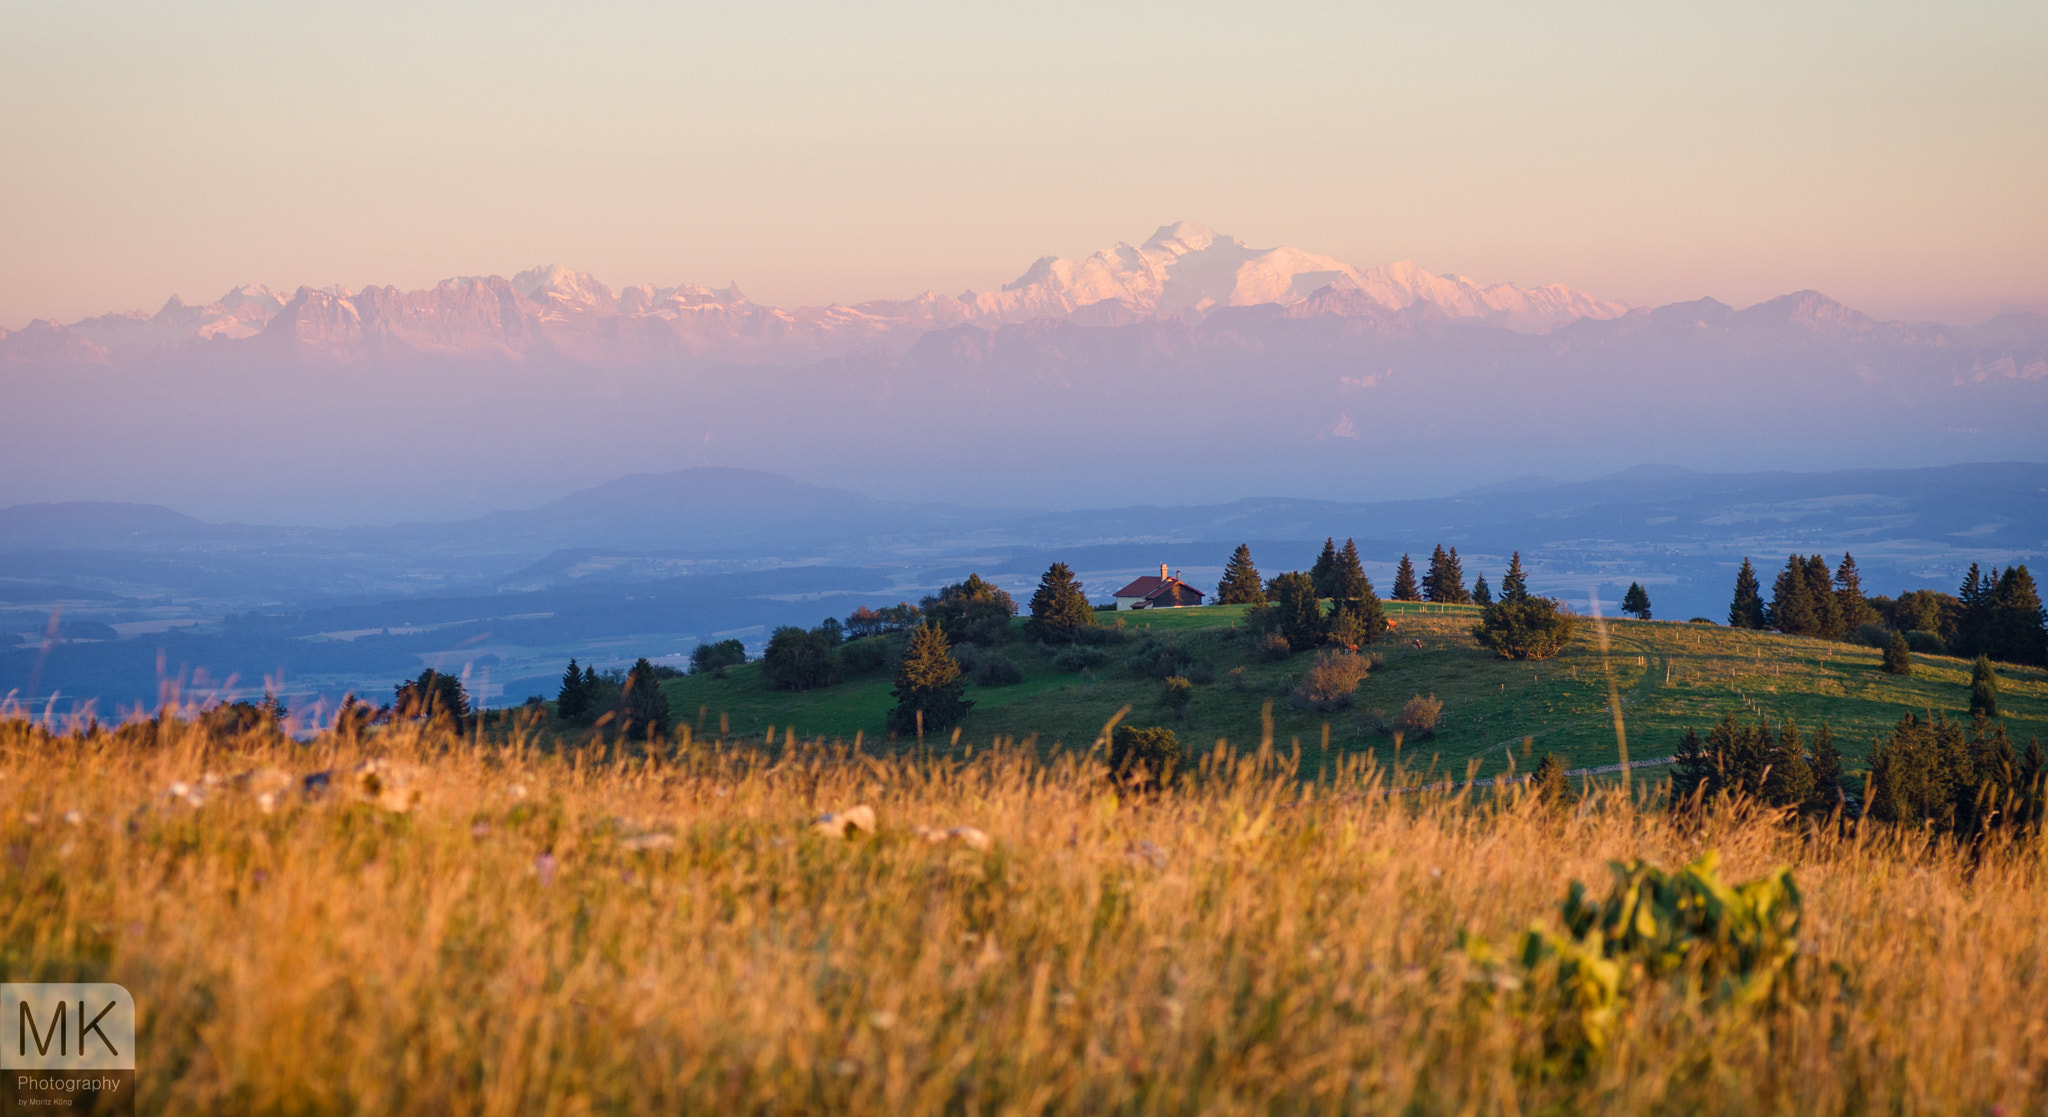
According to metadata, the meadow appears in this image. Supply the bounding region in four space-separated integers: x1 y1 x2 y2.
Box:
3 708 2046 1114
659 601 2048 780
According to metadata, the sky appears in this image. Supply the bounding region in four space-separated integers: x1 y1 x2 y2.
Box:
2 0 2045 330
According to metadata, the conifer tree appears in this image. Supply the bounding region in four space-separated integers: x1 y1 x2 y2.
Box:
1804 723 1846 816
1026 562 1097 641
1621 582 1652 620
1215 545 1266 605
1269 571 1327 651
1771 717 1816 808
1955 563 1991 657
1986 565 2047 666
1769 554 1818 634
887 623 972 735
1531 753 1572 805
621 657 670 740
1471 573 1492 606
1835 553 1876 632
1442 547 1471 604
1970 655 2000 719
1499 552 1531 604
556 657 588 719
1327 539 1388 647
1729 558 1766 630
1310 538 1340 599
1882 631 1913 675
1805 554 1845 637
1422 544 1449 602
1392 554 1421 601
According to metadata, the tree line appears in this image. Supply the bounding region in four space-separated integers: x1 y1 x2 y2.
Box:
1727 553 2046 667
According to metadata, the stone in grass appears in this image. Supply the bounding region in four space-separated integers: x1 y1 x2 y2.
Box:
812 804 878 839
913 825 992 851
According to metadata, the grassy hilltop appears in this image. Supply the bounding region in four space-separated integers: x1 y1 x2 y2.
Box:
658 601 2048 779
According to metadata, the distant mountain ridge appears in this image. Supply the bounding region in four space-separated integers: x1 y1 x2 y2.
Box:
2 222 1643 367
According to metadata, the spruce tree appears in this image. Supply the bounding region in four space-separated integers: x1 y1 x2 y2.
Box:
1805 554 1845 637
1499 552 1532 604
1442 547 1471 604
1986 565 2047 666
1621 582 1652 620
1804 723 1846 816
1310 538 1340 599
1215 545 1266 605
1970 655 2000 719
1531 753 1571 805
1328 539 1388 647
1729 558 1766 630
1770 554 1818 634
1882 631 1913 675
1771 717 1816 808
1026 562 1097 641
1269 571 1326 651
1392 554 1421 601
887 623 973 735
1955 563 1991 657
556 658 587 719
1425 541 1458 602
1471 573 1492 606
1835 553 1876 631
621 657 670 740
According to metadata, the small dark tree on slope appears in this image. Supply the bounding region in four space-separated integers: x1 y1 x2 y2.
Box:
1970 656 2000 719
1621 582 1652 620
1392 554 1421 602
1270 571 1327 652
922 574 1017 646
1531 753 1572 805
1987 565 2047 666
1499 551 1532 604
1472 593 1576 660
1310 538 1341 599
763 626 839 691
1215 545 1265 605
1882 631 1913 676
1835 553 1876 631
1471 573 1492 607
1729 558 1767 630
556 658 588 719
395 669 469 724
1026 562 1096 641
621 657 670 740
887 622 972 736
1328 539 1388 648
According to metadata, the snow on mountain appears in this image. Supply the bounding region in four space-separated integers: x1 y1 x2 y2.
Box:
0 224 1677 366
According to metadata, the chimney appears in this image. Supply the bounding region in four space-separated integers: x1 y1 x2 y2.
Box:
1160 563 1168 580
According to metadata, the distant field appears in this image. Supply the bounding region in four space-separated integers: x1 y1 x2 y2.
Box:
658 601 2048 779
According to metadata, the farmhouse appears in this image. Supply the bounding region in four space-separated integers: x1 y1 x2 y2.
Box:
1111 565 1206 610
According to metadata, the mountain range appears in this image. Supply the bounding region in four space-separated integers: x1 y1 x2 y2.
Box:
2 222 1652 366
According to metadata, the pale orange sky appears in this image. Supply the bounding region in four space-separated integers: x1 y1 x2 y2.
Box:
2 0 2044 329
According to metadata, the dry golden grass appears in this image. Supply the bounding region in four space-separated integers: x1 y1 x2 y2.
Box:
3 712 2045 1114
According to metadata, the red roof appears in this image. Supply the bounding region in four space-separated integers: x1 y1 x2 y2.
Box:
1112 575 1169 598
1112 575 1206 607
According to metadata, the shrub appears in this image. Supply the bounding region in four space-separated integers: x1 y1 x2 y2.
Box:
1184 660 1216 685
1853 622 1892 648
1074 621 1128 646
838 636 897 677
1227 666 1248 690
1904 630 1947 655
1881 631 1912 675
1688 617 1716 624
973 653 1025 687
762 626 839 691
1259 633 1292 661
1472 596 1578 660
1293 651 1371 712
1530 753 1572 803
690 639 747 676
1109 725 1182 788
1127 639 1196 680
1161 675 1194 715
1053 644 1107 671
1395 693 1444 737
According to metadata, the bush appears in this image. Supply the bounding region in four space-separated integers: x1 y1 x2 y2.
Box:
690 639 747 676
1852 622 1892 648
1161 675 1194 715
1227 666 1248 690
1109 725 1182 788
838 636 898 677
761 626 839 691
973 653 1025 687
1472 597 1578 660
1293 650 1371 712
1688 617 1716 625
1259 633 1292 661
1053 645 1107 672
1128 638 1197 680
1074 621 1128 646
1530 753 1572 803
1184 660 1217 685
1395 693 1444 737
1881 631 1913 676
1904 630 1947 655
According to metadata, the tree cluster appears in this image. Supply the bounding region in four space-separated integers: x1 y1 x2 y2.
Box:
554 657 669 738
689 639 747 676
1248 539 1386 655
1470 552 1576 660
396 668 471 724
1865 711 2046 836
1421 544 1472 604
1672 714 1845 816
921 574 1018 647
